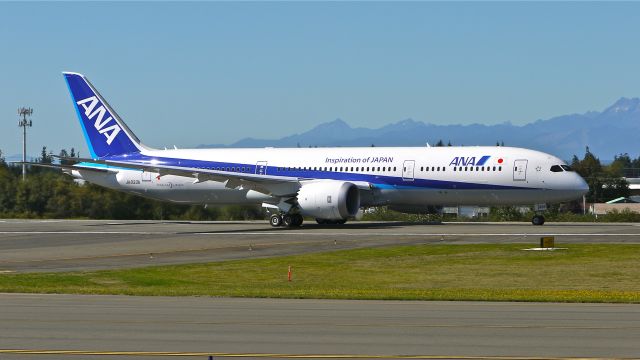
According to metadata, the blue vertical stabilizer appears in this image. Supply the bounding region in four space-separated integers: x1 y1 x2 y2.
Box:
63 72 142 158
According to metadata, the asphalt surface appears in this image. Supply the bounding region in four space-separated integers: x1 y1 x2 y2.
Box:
2 221 640 359
0 294 639 359
1 219 640 272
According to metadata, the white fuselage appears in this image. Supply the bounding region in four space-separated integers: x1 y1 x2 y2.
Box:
74 145 588 208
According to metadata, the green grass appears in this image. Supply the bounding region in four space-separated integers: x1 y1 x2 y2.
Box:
2 244 640 303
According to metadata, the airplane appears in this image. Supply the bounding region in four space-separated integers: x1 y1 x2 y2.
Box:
41 72 589 227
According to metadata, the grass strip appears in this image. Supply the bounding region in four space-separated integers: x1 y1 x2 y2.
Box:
1 244 640 303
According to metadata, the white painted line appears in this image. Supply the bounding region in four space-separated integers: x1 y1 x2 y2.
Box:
0 231 156 235
193 232 640 237
0 231 639 237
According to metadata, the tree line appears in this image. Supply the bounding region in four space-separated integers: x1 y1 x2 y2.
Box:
0 146 638 220
0 147 262 220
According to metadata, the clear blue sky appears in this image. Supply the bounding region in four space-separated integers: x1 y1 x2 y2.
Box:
2 2 640 158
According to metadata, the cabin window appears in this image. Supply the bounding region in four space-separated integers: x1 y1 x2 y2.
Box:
499 166 502 171
394 167 397 171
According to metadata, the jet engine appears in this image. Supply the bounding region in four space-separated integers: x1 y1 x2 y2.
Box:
297 181 360 220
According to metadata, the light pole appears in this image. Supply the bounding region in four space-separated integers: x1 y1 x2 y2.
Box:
18 107 33 181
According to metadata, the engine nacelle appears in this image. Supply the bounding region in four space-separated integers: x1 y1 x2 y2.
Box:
297 181 360 220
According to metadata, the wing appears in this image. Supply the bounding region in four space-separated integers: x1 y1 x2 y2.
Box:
11 161 112 173
54 156 302 196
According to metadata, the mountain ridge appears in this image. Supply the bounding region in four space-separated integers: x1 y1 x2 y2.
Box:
197 97 640 160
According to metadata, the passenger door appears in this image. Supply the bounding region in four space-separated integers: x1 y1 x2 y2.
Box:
255 161 268 175
513 159 528 181
402 160 415 181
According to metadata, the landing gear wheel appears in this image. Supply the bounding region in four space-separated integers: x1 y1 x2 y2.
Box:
282 214 294 227
316 218 327 225
270 214 283 227
532 215 545 226
292 214 304 227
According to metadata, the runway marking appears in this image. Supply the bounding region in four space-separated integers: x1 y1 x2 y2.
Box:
0 350 625 359
3 231 638 237
193 232 640 237
0 231 157 234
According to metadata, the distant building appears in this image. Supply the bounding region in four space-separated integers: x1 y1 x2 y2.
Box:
625 177 640 196
590 197 640 215
443 206 490 218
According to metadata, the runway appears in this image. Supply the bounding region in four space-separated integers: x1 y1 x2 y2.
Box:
1 219 640 272
1 294 639 359
2 222 640 359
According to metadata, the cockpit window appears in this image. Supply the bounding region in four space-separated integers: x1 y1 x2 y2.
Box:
550 165 563 172
560 165 573 171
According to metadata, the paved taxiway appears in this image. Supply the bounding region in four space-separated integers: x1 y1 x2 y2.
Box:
1 294 639 359
1 219 640 272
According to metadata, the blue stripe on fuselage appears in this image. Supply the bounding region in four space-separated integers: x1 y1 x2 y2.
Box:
100 153 536 191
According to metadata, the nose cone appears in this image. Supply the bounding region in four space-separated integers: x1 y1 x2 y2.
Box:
575 173 589 196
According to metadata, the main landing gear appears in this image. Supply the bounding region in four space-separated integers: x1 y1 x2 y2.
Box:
270 213 304 228
531 214 545 226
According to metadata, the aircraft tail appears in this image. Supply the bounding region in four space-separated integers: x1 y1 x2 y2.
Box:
63 72 146 158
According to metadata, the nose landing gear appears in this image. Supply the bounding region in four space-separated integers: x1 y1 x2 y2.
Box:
532 214 545 226
531 203 546 225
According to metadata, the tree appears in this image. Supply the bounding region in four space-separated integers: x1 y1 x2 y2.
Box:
59 148 80 166
608 153 632 177
39 146 53 164
572 146 602 178
435 139 444 147
571 147 629 202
